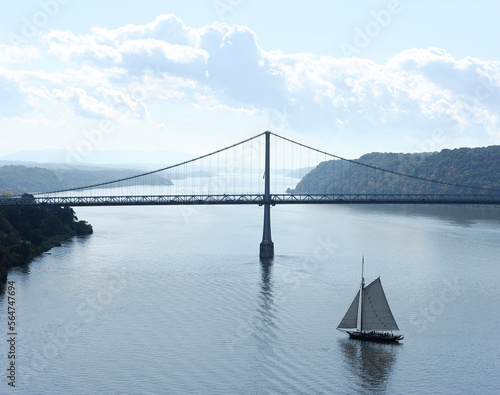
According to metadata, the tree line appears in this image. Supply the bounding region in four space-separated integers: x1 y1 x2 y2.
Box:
0 165 173 196
290 145 500 195
0 194 93 280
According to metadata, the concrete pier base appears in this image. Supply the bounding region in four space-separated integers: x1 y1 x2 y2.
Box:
259 241 274 259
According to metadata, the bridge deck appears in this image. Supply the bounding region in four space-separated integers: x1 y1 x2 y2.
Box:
2 194 500 206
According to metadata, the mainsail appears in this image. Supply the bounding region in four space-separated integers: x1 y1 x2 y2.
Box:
361 278 399 331
338 290 360 330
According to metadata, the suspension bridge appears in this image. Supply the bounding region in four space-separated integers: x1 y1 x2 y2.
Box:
2 131 500 257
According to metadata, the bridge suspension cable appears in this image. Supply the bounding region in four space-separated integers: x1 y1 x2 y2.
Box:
33 132 266 196
271 132 500 193
18 130 500 199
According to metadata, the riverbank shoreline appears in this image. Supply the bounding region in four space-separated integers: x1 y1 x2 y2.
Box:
0 198 93 280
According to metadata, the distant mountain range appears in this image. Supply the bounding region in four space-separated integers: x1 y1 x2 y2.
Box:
0 149 192 170
0 165 173 196
0 149 196 195
290 145 500 195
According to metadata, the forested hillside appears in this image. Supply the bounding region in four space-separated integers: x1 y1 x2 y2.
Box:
0 195 93 279
0 165 173 196
290 146 500 195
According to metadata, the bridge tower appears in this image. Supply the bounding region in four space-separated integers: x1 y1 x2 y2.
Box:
260 131 274 258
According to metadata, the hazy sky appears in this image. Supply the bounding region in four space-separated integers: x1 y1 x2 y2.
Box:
1 0 500 162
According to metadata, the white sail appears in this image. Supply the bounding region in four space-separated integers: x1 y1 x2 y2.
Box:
338 290 360 329
361 278 399 331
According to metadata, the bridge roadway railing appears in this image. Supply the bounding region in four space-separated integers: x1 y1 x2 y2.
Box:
0 194 263 206
270 193 500 205
1 193 500 206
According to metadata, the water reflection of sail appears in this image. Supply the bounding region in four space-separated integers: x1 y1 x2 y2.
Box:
339 338 399 392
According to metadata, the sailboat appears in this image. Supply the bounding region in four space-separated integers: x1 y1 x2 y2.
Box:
337 257 403 343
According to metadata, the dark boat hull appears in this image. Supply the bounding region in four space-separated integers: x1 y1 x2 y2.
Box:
347 331 403 343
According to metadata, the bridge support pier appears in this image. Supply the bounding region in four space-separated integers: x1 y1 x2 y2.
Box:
260 242 274 259
260 202 274 258
260 131 274 259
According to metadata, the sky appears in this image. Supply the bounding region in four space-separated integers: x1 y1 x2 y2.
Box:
1 0 500 163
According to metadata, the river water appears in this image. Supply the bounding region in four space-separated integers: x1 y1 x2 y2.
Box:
1 200 500 394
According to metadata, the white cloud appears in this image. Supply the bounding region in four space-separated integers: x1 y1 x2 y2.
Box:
265 48 500 142
0 72 29 117
0 44 39 63
155 123 168 132
193 92 257 115
44 30 122 64
91 14 198 47
50 86 125 120
3 14 500 155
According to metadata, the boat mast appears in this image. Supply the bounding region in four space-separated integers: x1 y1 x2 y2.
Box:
359 255 365 332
